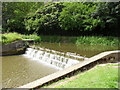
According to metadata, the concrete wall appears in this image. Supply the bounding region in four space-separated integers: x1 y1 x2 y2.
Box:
1 40 27 56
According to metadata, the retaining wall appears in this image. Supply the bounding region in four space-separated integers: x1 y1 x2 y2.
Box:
1 40 26 56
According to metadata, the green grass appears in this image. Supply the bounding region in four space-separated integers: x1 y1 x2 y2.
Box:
57 64 118 88
44 63 118 88
21 34 41 42
40 35 119 46
0 32 41 44
76 36 119 46
0 32 22 44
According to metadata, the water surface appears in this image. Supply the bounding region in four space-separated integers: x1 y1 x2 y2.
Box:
36 43 118 57
2 55 58 88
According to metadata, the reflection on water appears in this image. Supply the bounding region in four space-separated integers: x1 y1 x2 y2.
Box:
36 43 118 57
2 55 58 88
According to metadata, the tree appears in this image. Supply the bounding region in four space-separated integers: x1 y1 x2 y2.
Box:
59 2 99 33
25 2 64 35
93 2 120 36
2 2 44 33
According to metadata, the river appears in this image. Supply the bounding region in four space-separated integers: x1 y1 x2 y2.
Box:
2 43 118 88
35 42 118 57
2 55 58 88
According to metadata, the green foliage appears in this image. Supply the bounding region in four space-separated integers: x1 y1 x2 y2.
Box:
25 2 64 34
0 32 22 44
2 2 120 36
93 2 120 35
25 2 101 35
22 34 41 42
59 2 99 31
2 2 44 33
0 33 41 44
76 36 119 46
40 35 119 46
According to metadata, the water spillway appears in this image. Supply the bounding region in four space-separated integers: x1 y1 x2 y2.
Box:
2 42 118 88
25 48 81 70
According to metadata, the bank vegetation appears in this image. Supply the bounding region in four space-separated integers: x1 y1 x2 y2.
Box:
1 33 119 47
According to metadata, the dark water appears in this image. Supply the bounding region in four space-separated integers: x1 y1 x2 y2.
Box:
2 43 118 88
36 42 118 58
2 55 58 88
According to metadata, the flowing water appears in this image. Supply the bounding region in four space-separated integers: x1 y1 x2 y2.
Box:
25 48 80 70
2 42 118 88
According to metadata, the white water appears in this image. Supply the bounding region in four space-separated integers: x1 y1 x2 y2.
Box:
24 48 80 70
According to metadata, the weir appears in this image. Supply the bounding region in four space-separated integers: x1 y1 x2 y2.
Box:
24 47 85 70
19 50 120 89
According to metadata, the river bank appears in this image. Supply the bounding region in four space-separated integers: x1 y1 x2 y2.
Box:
1 32 119 56
40 35 119 46
1 33 119 46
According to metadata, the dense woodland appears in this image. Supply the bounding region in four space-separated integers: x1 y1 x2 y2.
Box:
2 2 120 36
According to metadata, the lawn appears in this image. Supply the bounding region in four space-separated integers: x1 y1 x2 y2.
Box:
43 63 119 88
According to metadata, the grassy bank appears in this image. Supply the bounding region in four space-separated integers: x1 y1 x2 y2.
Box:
0 33 22 44
1 33 119 46
76 36 119 46
43 63 119 88
41 35 119 46
0 32 41 44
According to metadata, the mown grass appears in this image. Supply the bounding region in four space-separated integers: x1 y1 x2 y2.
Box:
0 32 41 44
43 63 118 88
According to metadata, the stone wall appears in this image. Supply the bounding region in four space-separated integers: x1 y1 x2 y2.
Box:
1 40 27 56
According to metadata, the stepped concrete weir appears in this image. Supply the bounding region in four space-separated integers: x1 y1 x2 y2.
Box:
24 47 84 70
18 49 120 89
